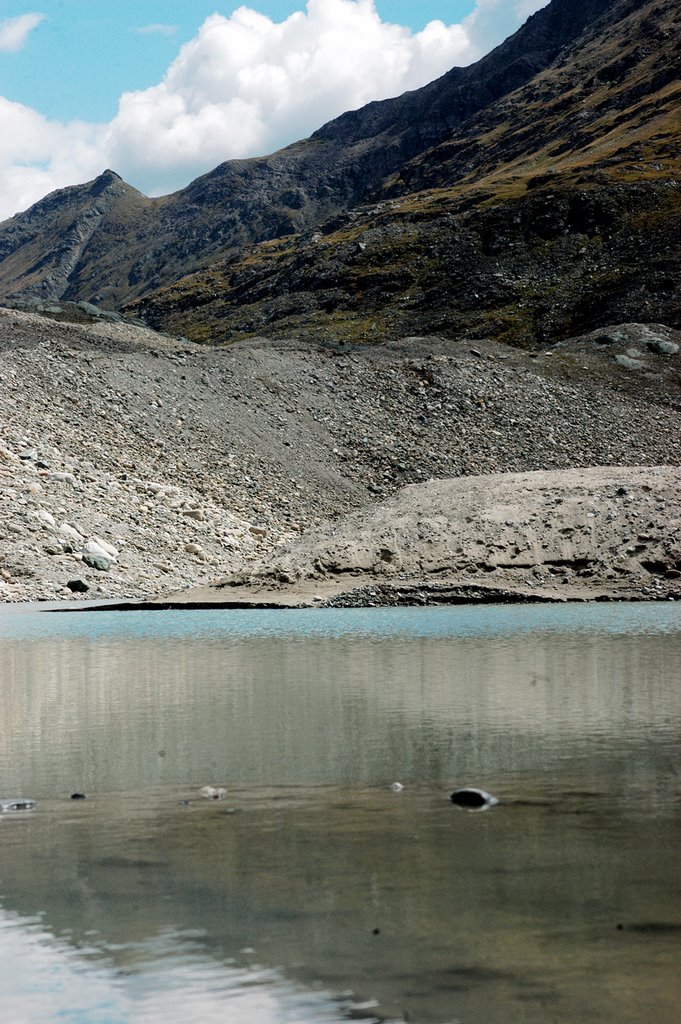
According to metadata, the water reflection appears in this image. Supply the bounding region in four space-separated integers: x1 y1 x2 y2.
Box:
0 605 679 1023
0 908 359 1024
1 609 680 798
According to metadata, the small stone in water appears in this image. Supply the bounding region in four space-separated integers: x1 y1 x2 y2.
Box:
199 786 227 800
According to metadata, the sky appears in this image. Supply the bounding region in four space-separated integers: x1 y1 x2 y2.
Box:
0 1 549 220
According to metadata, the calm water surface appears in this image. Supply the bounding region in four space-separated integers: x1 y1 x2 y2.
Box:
0 603 679 1023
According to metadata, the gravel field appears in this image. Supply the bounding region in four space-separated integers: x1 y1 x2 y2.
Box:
1 308 679 603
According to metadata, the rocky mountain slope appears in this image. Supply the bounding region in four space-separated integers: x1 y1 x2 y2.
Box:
0 0 631 316
129 0 680 349
1 308 679 602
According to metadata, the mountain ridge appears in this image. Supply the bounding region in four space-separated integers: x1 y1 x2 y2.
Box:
127 0 680 348
0 0 624 312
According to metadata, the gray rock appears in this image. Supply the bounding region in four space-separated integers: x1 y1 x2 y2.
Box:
646 338 679 356
184 542 208 560
60 523 84 543
83 539 116 562
36 509 56 528
82 553 112 571
615 354 645 370
90 535 119 559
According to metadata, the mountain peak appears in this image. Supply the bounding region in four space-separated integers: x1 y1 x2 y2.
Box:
89 169 127 196
96 168 122 183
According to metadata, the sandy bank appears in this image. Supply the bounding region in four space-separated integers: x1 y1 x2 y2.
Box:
151 466 681 607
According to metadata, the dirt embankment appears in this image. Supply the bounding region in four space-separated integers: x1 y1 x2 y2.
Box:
1 308 680 604
158 466 681 607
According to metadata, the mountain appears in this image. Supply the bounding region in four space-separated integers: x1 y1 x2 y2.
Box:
2 0 619 307
129 0 681 348
0 0 678 349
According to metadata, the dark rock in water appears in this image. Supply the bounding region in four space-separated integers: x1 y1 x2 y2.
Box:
450 788 498 809
619 922 681 935
0 798 37 812
70 792 86 800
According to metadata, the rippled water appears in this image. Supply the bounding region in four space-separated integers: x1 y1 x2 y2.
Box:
0 604 679 1023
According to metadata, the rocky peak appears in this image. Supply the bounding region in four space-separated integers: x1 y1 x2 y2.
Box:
89 169 126 195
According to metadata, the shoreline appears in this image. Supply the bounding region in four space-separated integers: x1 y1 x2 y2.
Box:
2 577 674 613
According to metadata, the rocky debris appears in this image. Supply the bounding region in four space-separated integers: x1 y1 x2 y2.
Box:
183 467 681 606
556 323 681 369
1 308 680 603
0 311 277 601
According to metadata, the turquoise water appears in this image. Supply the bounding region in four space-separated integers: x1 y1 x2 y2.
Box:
3 601 681 641
0 603 679 1023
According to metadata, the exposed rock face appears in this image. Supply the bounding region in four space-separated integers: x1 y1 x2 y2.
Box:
0 0 627 313
0 172 148 305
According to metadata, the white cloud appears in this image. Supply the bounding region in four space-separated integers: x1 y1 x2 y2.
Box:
0 0 549 222
0 96 106 217
0 12 44 52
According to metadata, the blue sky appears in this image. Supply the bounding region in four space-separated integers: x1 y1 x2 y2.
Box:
0 1 548 219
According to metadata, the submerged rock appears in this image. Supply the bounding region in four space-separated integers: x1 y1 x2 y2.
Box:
0 798 37 812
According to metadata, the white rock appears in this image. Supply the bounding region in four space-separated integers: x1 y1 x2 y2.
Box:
35 510 56 528
60 523 84 543
91 535 119 559
49 472 77 485
83 540 115 562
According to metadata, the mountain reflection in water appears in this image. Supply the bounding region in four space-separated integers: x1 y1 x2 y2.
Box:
0 604 679 1024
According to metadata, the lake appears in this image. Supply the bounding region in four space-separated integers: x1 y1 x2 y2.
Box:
0 603 679 1024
